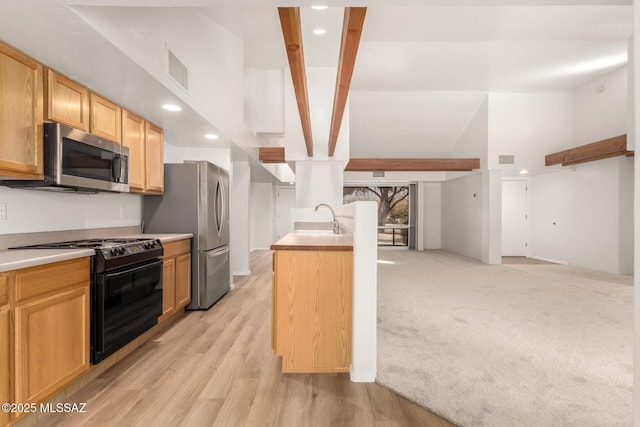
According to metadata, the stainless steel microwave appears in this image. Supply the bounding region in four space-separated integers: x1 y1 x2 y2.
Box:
1 122 129 193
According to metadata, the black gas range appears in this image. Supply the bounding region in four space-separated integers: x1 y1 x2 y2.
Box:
12 238 164 364
14 238 163 272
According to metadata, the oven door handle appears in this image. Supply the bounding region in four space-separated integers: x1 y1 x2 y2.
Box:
103 259 163 279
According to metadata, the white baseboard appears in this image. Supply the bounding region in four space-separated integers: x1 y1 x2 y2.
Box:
528 255 568 265
233 270 251 276
350 370 376 383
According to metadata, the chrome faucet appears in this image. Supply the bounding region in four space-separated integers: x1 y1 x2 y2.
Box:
314 203 340 234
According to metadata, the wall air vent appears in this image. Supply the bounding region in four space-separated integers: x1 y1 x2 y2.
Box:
372 171 385 177
499 155 515 165
167 48 188 91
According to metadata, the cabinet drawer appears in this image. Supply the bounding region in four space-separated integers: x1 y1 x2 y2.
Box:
163 239 191 258
14 258 90 303
0 275 8 306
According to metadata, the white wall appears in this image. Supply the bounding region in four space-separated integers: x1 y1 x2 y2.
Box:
74 7 245 135
422 182 442 249
441 173 483 261
632 5 639 424
163 144 231 172
450 96 489 168
574 66 628 145
481 170 502 264
250 182 274 250
0 187 141 235
488 93 573 174
334 201 378 383
619 157 634 274
284 67 349 160
529 157 632 274
524 67 632 274
295 160 344 208
230 161 251 276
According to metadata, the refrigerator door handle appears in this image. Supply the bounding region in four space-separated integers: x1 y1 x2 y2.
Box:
215 176 226 237
207 246 230 257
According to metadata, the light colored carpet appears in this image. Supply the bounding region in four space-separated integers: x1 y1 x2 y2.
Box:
377 250 633 427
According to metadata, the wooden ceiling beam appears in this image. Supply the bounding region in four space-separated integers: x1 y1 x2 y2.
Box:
278 7 313 157
546 134 628 167
328 7 367 157
258 147 286 163
345 158 480 172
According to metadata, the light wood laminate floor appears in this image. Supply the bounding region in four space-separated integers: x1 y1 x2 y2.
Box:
33 251 455 427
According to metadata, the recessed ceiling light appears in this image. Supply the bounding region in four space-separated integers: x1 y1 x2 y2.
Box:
311 5 328 10
204 133 219 140
162 104 181 112
519 169 529 175
313 28 327 35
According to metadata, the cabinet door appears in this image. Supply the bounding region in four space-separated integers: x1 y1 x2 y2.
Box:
122 110 145 192
45 69 89 131
160 257 176 322
0 309 9 426
175 253 191 309
0 42 44 179
90 92 121 143
14 286 90 404
276 250 353 373
271 273 277 354
144 122 164 194
0 275 10 426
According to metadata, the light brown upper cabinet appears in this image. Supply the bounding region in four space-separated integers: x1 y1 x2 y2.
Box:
0 41 44 179
45 69 89 131
122 111 164 194
90 92 122 144
145 121 164 194
122 109 146 192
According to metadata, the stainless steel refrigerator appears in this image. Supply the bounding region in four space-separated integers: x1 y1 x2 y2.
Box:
143 161 230 310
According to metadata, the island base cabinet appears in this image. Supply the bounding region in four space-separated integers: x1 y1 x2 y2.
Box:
273 250 353 373
14 286 90 405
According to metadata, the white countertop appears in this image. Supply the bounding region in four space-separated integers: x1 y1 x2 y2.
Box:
0 233 193 273
120 233 193 243
0 248 95 273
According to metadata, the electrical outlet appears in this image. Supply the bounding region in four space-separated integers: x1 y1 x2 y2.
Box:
0 202 6 221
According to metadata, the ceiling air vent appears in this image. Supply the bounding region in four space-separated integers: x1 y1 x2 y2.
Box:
499 155 515 165
167 48 188 91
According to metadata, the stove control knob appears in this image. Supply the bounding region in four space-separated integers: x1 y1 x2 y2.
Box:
119 247 127 255
110 248 119 256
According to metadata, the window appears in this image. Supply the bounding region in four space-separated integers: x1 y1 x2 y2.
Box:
343 186 410 247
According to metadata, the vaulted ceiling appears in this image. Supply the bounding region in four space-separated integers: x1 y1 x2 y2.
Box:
0 0 633 180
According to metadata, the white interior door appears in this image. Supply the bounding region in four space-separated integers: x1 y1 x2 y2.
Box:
502 180 528 256
276 187 295 240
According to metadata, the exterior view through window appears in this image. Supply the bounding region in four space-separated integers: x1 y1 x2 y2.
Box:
343 186 410 247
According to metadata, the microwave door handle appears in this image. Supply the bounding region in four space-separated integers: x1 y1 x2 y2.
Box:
112 156 122 182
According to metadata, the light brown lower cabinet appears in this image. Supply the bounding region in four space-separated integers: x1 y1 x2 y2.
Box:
0 257 90 424
0 279 10 427
272 250 353 373
159 239 191 323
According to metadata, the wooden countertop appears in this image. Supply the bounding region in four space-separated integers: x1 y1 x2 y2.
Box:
270 233 353 251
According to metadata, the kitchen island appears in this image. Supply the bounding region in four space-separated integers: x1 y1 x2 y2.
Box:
270 232 353 373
